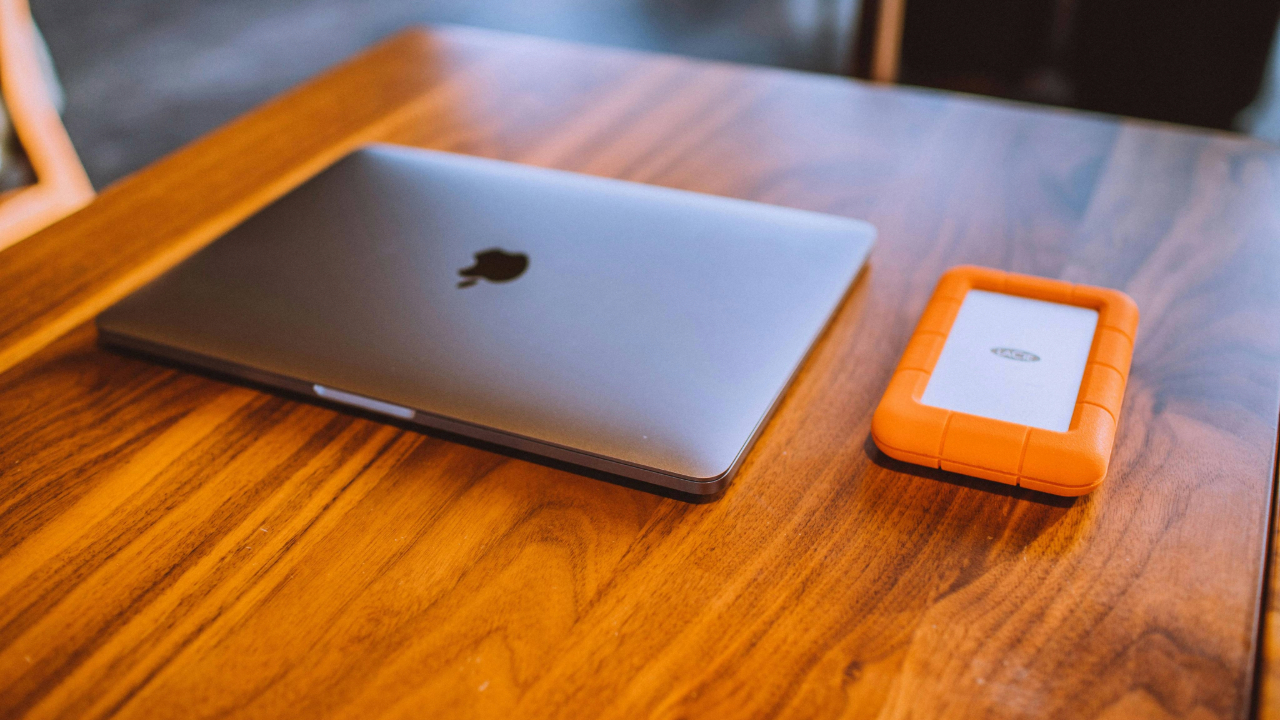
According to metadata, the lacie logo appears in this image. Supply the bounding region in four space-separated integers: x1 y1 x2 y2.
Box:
991 347 1040 362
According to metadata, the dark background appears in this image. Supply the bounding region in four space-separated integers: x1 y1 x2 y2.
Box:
27 0 1280 190
896 0 1280 130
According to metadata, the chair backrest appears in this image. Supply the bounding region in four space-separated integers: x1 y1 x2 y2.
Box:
0 0 92 252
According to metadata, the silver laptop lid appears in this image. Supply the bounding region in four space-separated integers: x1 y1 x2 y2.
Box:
98 145 873 491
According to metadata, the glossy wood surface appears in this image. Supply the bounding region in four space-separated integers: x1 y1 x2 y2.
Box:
2 26 1280 720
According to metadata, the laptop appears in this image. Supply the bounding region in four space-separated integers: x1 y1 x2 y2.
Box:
97 145 874 498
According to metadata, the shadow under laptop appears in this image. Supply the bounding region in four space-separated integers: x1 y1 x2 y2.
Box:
104 341 721 505
862 434 1078 509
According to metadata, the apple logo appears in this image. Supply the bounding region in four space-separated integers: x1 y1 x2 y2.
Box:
457 248 529 288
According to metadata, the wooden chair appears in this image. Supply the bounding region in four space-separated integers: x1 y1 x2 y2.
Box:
0 0 91 252
852 0 907 82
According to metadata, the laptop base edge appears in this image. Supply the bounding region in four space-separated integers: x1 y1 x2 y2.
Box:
95 328 731 502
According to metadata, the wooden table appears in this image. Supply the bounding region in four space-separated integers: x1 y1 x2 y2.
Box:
2 25 1279 720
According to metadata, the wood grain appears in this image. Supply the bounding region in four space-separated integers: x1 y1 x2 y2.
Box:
2 25 1280 720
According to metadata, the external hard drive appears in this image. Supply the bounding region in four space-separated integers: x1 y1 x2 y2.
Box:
872 266 1139 496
